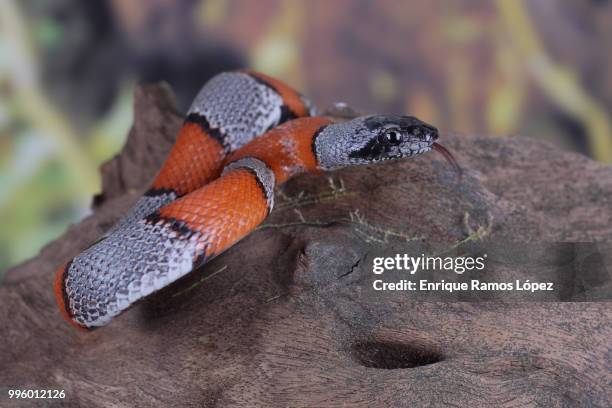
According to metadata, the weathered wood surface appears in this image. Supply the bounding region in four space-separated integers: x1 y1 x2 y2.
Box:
1 84 610 407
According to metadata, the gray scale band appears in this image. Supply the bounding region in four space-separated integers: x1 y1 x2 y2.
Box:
223 157 276 211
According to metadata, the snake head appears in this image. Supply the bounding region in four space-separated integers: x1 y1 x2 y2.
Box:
315 114 438 169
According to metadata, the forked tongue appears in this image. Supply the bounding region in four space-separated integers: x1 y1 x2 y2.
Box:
432 142 462 178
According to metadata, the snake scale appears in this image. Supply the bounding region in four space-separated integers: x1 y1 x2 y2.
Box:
54 70 456 330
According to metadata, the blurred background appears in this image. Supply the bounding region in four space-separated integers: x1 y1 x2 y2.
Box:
1 0 611 277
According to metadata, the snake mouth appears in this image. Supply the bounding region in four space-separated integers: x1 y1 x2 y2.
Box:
373 145 432 162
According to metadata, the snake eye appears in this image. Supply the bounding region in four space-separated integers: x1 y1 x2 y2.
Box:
380 129 402 145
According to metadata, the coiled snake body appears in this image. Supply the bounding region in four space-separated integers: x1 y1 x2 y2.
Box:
54 70 444 329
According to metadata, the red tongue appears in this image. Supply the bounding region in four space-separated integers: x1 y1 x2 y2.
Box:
432 142 462 178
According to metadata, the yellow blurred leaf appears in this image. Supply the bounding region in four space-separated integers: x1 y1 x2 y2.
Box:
369 69 397 104
487 82 522 135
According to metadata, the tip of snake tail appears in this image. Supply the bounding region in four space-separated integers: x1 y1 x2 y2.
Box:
432 142 463 179
54 262 89 331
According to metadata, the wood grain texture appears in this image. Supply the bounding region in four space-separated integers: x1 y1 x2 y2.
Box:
1 84 610 407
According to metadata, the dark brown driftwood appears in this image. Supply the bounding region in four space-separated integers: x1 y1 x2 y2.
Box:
1 84 610 407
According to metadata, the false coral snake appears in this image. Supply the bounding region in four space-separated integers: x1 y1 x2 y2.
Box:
54 70 456 329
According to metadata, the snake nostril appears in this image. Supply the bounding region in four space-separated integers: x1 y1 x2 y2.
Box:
351 340 444 369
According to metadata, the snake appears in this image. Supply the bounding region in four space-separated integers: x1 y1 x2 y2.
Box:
54 70 457 330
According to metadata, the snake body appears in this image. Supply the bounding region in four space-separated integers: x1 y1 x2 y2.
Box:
54 71 439 329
